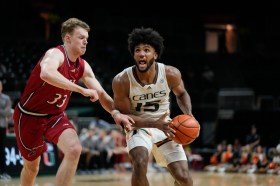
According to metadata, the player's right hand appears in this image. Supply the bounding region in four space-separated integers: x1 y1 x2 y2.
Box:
156 112 175 138
81 89 99 102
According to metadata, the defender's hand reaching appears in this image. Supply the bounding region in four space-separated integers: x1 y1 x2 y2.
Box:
112 112 134 132
81 89 99 102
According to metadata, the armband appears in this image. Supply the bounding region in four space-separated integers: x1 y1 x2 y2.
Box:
111 109 120 118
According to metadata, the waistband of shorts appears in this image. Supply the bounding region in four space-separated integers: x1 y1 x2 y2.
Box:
155 138 172 147
17 103 49 117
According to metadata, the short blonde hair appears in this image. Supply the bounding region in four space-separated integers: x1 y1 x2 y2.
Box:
61 18 90 41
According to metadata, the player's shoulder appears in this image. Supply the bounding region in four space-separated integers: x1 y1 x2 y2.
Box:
113 68 129 85
164 64 181 77
113 69 128 80
45 46 64 58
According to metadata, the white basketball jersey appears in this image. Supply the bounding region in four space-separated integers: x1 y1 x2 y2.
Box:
126 62 171 120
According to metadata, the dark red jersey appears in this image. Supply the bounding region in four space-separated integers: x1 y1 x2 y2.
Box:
19 45 85 115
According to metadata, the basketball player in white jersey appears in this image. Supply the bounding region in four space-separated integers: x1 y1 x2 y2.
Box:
112 27 194 186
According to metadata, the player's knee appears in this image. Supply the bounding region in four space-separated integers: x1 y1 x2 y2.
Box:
131 155 149 171
133 156 148 167
66 143 82 160
23 164 40 177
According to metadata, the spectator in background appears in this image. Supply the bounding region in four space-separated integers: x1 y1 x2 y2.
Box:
80 127 102 170
238 144 253 173
79 127 89 142
205 143 224 172
7 108 14 134
245 124 261 150
217 144 234 172
107 129 128 173
248 145 268 173
0 80 12 180
267 143 280 174
89 117 112 131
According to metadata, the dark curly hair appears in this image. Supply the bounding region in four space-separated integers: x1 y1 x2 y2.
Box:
128 27 164 59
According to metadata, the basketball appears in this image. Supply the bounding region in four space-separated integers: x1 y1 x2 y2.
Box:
169 114 200 145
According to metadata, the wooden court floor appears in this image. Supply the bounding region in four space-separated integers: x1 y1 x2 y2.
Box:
2 171 280 186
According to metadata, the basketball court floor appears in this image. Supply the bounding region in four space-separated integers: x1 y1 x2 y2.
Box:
2 171 280 186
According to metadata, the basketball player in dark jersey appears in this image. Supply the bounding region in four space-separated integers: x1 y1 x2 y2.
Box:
13 18 134 186
112 27 194 186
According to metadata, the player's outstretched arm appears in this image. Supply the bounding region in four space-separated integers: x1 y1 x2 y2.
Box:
82 61 134 130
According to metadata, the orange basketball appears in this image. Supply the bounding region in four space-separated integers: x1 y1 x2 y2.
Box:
170 114 200 145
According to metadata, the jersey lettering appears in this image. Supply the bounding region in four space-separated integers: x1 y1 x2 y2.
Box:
135 100 160 112
132 90 166 101
47 94 68 108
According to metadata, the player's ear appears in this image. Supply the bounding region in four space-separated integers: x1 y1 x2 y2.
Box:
154 53 158 60
64 34 71 43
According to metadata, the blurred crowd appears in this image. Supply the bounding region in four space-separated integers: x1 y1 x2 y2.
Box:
204 125 280 175
77 121 128 174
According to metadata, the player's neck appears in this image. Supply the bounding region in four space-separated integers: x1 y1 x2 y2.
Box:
63 45 78 63
67 53 78 63
134 63 157 85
